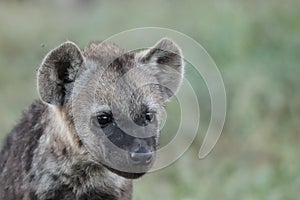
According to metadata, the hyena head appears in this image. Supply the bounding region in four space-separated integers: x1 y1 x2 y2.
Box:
37 38 184 179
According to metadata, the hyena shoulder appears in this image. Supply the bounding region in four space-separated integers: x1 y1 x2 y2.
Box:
0 100 47 199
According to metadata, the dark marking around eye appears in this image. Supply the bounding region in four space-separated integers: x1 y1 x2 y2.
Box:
145 112 155 123
96 112 113 128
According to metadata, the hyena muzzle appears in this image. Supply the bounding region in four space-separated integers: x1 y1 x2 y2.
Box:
0 38 184 200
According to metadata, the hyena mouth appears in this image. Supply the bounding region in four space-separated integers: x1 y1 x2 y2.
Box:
103 164 147 179
101 131 156 179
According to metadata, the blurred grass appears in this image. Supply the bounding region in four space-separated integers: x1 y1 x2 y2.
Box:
0 0 300 199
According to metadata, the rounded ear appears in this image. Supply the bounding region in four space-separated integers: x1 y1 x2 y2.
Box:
136 38 184 100
37 41 84 106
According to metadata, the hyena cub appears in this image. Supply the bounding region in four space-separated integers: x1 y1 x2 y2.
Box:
0 38 184 200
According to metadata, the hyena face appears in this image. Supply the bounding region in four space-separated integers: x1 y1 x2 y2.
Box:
37 38 184 179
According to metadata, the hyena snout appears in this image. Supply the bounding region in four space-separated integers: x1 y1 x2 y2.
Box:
103 124 156 166
129 138 154 165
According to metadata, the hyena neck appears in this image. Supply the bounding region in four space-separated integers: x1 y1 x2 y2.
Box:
29 103 130 199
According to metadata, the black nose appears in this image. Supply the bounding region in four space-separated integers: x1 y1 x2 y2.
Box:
129 141 153 165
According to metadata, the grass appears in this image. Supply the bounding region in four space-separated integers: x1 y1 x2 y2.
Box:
0 0 300 199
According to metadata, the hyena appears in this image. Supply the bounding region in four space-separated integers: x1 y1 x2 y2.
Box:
0 38 184 200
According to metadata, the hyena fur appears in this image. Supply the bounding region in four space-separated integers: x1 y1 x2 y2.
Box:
0 38 184 200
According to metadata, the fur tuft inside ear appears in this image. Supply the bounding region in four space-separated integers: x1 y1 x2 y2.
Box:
37 41 84 106
136 38 184 100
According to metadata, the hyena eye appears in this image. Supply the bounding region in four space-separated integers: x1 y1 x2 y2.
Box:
145 112 155 123
97 112 113 128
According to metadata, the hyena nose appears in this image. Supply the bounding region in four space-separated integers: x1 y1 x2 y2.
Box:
129 140 153 165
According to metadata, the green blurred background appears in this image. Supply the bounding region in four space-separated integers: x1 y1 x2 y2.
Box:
0 0 299 199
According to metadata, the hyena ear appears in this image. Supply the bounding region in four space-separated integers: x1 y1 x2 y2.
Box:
137 38 184 100
37 41 84 106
